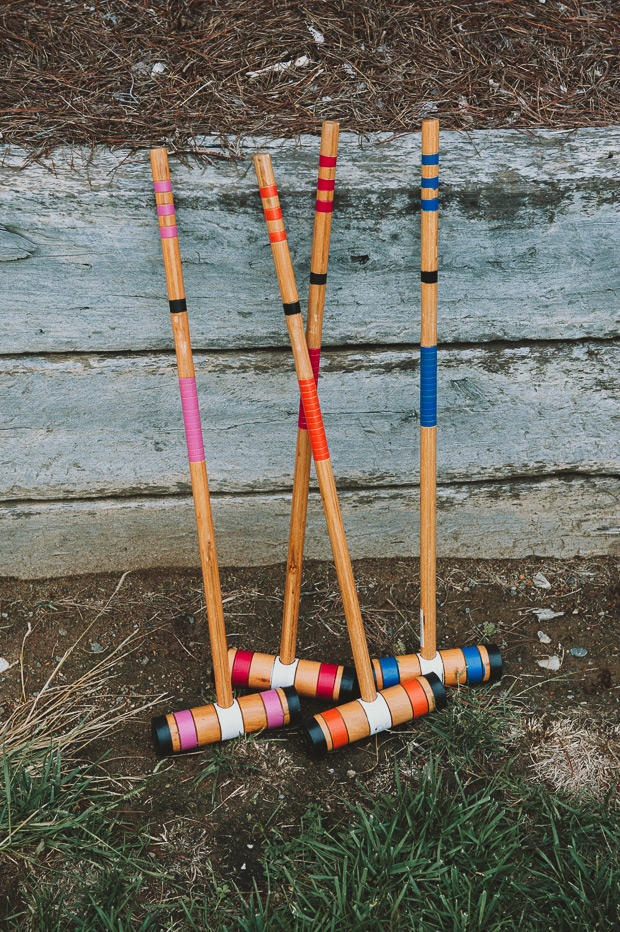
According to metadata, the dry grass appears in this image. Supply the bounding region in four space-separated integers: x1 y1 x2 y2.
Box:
1 1 619 158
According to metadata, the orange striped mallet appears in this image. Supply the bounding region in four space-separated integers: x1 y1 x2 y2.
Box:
148 148 300 754
254 151 446 755
229 121 355 704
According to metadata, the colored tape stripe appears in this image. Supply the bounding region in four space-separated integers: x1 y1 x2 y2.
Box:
157 203 176 216
315 199 334 213
174 708 198 750
422 153 439 165
261 689 285 728
401 678 430 717
358 694 392 734
420 346 437 428
268 229 287 243
215 700 245 740
283 301 301 316
421 271 438 284
310 271 327 286
462 646 485 684
379 657 401 689
298 347 321 429
259 184 278 199
319 155 337 167
169 298 187 314
153 180 172 193
263 206 283 221
298 378 329 461
160 225 178 239
178 377 205 462
316 178 335 192
321 708 349 748
231 649 253 687
421 198 438 212
316 664 338 699
421 177 439 189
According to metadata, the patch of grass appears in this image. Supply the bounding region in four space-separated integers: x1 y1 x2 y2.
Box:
233 761 620 932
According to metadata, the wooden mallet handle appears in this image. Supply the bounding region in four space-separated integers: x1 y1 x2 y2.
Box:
150 148 233 710
280 120 339 664
419 119 439 661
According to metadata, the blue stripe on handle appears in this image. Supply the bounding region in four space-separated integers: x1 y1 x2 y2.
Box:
421 198 438 211
379 657 401 689
422 153 439 165
420 346 437 427
421 177 438 189
462 646 484 684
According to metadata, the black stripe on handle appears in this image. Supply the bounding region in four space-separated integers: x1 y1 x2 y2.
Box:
310 272 328 286
283 301 302 316
169 298 187 314
421 271 438 284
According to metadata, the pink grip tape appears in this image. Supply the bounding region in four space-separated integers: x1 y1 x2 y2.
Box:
178 377 205 463
154 180 172 193
298 348 321 430
261 689 285 729
160 225 178 239
157 203 175 216
174 709 198 750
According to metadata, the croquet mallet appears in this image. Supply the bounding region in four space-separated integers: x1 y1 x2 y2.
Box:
148 149 300 754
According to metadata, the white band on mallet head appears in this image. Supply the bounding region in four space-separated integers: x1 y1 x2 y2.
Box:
214 700 245 741
417 652 445 682
358 694 393 735
271 656 300 689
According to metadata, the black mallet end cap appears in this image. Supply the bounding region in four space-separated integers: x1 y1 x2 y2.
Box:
283 685 302 722
485 644 503 682
151 715 173 756
339 666 359 702
300 717 328 758
426 672 448 711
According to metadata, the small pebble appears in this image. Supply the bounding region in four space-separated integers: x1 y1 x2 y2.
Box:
537 655 561 671
537 630 552 644
140 657 149 665
0 658 9 674
347 769 356 778
570 647 588 658
533 572 551 589
59 628 67 636
90 642 103 653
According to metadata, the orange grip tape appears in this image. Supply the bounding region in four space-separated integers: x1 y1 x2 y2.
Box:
298 378 329 461
402 678 430 717
259 184 278 199
321 708 349 748
268 229 287 243
264 206 283 221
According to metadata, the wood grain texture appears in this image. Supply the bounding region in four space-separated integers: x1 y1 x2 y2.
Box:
1 478 618 579
0 129 619 354
1 343 618 501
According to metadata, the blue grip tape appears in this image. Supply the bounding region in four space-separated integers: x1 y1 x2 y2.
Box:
422 153 439 165
420 346 437 427
379 657 401 689
421 197 438 211
421 177 439 189
462 646 484 684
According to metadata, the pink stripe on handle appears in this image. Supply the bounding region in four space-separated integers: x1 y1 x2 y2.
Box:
154 180 172 193
315 200 333 213
317 178 335 191
178 377 205 463
261 689 285 729
157 203 175 216
298 348 321 430
160 225 178 239
174 709 198 750
319 155 337 167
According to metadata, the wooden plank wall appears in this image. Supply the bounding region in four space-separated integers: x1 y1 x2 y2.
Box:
1 129 619 578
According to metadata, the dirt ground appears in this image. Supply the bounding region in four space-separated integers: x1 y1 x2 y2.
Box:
0 555 618 906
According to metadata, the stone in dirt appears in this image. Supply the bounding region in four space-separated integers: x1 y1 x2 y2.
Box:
537 655 562 671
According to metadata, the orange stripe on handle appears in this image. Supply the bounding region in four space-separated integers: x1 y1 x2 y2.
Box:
321 707 349 748
298 378 329 461
264 206 283 221
259 184 278 198
269 229 287 243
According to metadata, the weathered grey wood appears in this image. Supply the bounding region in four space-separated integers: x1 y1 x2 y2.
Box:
1 128 619 353
1 343 618 501
1 477 617 579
